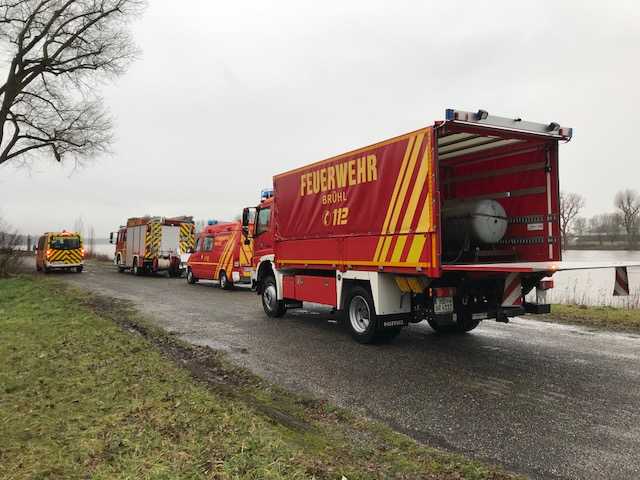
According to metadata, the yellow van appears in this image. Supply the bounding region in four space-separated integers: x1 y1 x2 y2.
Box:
36 231 84 273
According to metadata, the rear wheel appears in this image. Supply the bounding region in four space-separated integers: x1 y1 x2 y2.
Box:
346 286 382 344
132 258 142 276
261 275 286 318
186 268 197 284
76 266 83 273
428 306 481 334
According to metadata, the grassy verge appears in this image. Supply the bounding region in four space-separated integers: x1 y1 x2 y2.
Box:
541 304 640 333
0 276 518 480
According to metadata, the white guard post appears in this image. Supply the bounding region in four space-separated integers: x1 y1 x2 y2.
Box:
613 267 630 296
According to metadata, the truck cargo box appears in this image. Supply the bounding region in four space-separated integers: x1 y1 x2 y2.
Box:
273 110 569 277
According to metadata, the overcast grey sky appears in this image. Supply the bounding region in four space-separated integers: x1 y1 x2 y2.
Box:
1 0 639 236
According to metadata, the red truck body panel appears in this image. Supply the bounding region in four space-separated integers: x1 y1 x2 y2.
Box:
273 127 440 276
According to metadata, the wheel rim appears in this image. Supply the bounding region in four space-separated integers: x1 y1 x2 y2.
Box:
220 273 227 288
263 284 277 312
349 295 371 334
187 271 193 282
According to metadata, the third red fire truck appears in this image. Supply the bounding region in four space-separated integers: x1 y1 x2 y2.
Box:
186 221 253 289
242 108 637 343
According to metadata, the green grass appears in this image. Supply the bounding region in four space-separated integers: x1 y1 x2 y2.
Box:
0 276 519 480
544 304 640 332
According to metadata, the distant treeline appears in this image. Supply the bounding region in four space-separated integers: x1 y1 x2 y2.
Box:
568 213 638 250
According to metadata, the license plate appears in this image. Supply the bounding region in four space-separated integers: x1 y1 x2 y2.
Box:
434 297 454 314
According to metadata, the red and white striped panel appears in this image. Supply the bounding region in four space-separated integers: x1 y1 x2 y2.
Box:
613 267 630 296
502 272 523 307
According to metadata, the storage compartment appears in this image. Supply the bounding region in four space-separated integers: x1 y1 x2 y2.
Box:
437 124 561 264
282 274 337 306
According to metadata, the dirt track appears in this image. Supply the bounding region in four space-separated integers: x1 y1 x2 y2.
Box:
58 260 640 480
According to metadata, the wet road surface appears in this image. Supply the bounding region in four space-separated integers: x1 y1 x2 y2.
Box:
59 261 640 480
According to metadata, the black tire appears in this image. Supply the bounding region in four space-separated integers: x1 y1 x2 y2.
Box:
428 308 481 334
345 286 381 344
116 255 126 272
186 268 197 284
43 266 50 274
261 275 286 318
427 319 455 333
76 266 83 273
455 312 481 333
132 258 142 276
219 270 233 290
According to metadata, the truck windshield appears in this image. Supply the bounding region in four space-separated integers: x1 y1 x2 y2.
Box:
50 236 81 250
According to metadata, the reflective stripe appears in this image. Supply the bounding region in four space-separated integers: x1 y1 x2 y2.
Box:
613 267 629 296
501 273 523 307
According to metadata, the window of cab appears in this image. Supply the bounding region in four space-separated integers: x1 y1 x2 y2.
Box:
255 208 270 235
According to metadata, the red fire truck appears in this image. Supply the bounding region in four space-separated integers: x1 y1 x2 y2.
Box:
110 216 195 276
186 221 253 289
242 109 636 343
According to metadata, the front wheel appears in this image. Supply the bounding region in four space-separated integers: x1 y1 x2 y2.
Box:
261 275 286 318
219 270 233 290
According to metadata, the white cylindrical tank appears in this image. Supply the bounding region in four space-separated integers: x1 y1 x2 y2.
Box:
442 199 508 247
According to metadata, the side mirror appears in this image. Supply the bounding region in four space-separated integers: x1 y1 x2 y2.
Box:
244 238 251 246
242 207 250 227
109 232 114 244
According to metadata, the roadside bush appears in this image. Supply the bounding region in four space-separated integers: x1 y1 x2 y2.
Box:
0 215 24 277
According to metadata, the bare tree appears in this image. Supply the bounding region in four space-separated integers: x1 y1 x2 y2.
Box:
0 0 145 167
614 189 640 248
572 216 587 237
559 191 585 249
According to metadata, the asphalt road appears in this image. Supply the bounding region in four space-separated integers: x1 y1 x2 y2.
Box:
57 261 640 480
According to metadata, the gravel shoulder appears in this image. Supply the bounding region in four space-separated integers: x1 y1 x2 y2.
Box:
59 260 640 480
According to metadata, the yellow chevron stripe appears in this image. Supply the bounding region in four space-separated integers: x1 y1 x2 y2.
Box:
406 135 435 263
392 132 432 262
399 132 431 234
373 135 416 262
225 232 238 275
380 132 424 262
215 234 235 278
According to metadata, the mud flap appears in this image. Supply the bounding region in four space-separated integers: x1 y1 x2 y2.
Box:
501 273 523 307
